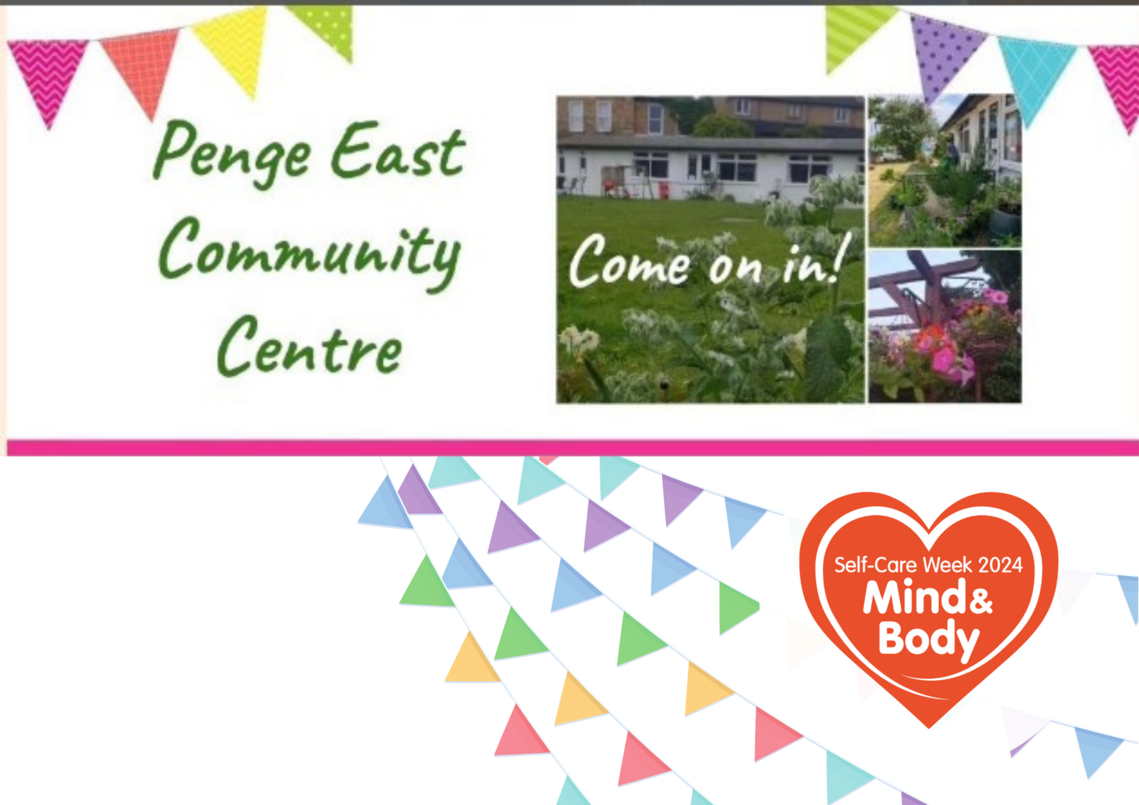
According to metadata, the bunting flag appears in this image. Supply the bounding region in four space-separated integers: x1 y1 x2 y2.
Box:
100 30 179 121
7 40 88 129
583 500 630 552
446 632 500 682
910 14 986 106
192 7 268 99
1054 569 1093 616
398 464 442 514
754 708 802 761
358 476 412 529
788 620 829 669
662 475 702 526
539 457 559 466
998 37 1077 127
551 559 602 612
1118 575 1138 624
429 457 480 489
488 501 541 553
442 539 492 589
600 457 639 499
1074 728 1124 778
618 733 670 786
901 794 929 805
518 456 565 504
684 663 733 715
617 612 668 665
1089 46 1139 134
1002 706 1049 757
495 607 548 660
826 5 898 74
724 497 766 549
826 752 874 804
691 792 713 805
554 672 607 725
557 777 589 805
495 705 550 756
286 5 353 62
719 583 760 634
400 555 454 607
651 543 696 594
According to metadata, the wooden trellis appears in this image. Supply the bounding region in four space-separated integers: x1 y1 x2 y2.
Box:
869 250 980 331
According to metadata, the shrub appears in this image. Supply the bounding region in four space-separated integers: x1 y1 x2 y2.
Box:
693 114 754 138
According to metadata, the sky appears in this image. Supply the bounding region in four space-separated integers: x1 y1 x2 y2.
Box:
867 249 989 326
868 94 965 137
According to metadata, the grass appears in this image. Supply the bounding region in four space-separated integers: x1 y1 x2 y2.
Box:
556 197 865 392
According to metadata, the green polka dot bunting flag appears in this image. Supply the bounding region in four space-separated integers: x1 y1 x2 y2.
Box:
287 5 353 63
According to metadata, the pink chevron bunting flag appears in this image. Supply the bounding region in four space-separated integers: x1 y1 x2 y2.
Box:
101 29 179 121
8 40 88 129
1089 45 1139 135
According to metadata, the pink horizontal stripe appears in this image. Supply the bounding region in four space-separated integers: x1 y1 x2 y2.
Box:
7 440 1139 457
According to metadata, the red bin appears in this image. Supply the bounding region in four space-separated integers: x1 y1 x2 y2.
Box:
659 181 670 200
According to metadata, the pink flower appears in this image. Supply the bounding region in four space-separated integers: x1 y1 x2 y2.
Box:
947 354 976 387
931 346 957 375
983 289 1009 306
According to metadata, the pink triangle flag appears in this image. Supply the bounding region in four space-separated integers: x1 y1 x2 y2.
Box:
488 501 541 553
755 707 802 761
1089 46 1138 135
618 733 670 785
101 29 179 120
662 475 702 526
584 499 630 551
8 40 88 129
494 705 549 756
539 456 558 465
910 14 986 106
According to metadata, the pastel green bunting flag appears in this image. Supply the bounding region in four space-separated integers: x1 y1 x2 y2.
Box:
600 457 639 499
719 583 760 634
518 456 565 504
691 792 714 805
399 555 454 607
495 607 548 660
826 5 898 74
826 752 874 803
287 6 353 62
617 612 668 665
557 777 590 805
428 457 479 489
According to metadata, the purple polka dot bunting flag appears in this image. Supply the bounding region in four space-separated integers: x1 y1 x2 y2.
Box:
911 14 987 106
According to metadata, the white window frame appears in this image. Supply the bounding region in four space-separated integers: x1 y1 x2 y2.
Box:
1003 107 1022 165
734 98 752 116
647 103 665 135
595 100 612 133
787 153 832 185
716 152 758 183
633 151 669 179
787 103 804 120
557 151 565 176
579 153 587 174
568 100 584 133
687 153 714 182
835 106 851 124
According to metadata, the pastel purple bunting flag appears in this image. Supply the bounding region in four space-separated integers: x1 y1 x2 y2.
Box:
910 14 986 106
662 475 702 526
488 501 541 553
398 465 442 515
901 795 929 805
584 499 630 551
8 40 89 129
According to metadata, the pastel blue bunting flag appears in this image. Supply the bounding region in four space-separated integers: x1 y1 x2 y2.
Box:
691 792 714 805
519 456 565 504
442 539 492 589
1118 576 1138 624
999 37 1076 127
551 559 602 612
826 752 874 803
600 457 639 499
651 543 696 595
1075 728 1124 779
357 476 412 529
557 777 589 805
725 498 767 548
428 457 480 489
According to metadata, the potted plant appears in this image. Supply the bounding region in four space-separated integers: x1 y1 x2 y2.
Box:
988 178 1022 240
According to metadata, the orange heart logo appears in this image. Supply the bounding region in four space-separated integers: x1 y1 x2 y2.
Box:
799 493 1058 728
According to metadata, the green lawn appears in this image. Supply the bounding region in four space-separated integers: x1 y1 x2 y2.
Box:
556 197 866 400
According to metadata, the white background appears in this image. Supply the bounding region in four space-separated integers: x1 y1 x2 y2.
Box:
5 5 1139 440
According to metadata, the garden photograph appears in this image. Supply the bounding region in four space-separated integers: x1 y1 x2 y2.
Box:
868 249 1022 404
869 94 1023 248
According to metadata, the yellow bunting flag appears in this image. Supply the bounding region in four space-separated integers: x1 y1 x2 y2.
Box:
554 672 608 725
826 5 898 74
192 6 268 98
445 632 500 682
685 663 734 715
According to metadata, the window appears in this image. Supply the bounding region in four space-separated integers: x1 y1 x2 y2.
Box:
857 153 866 183
557 151 565 176
960 122 971 157
788 154 831 184
647 103 665 135
595 100 612 133
687 153 713 181
734 98 752 116
835 106 851 124
1004 110 1022 163
978 109 986 155
717 153 757 182
579 154 587 173
568 100 584 133
988 102 999 143
634 151 669 179
787 103 804 120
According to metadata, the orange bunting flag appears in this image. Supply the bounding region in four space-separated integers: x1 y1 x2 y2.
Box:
101 29 179 121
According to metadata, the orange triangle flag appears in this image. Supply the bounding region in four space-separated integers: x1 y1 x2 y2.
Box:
100 29 179 120
495 705 550 756
445 632 500 682
618 733 670 786
685 662 733 715
555 672 607 725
